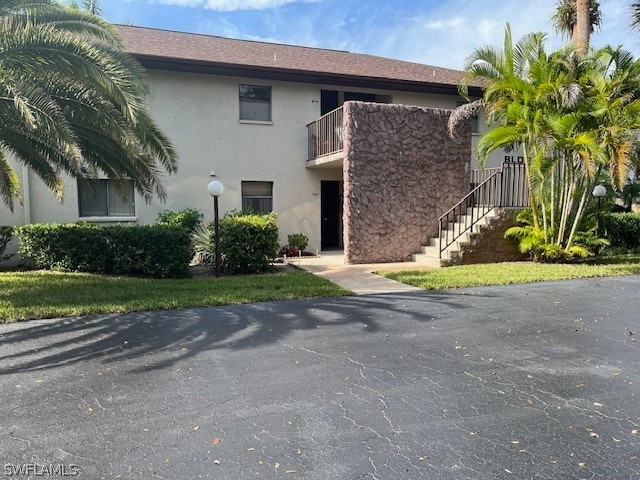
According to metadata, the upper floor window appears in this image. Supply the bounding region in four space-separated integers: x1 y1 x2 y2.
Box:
239 85 271 122
78 179 135 217
242 181 273 214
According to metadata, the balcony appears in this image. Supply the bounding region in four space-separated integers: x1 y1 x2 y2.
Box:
306 106 344 168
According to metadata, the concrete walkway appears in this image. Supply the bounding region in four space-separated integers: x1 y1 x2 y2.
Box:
286 250 432 295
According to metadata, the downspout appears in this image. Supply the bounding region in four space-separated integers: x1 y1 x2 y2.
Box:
22 165 31 224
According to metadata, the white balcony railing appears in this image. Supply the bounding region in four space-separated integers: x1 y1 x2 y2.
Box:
307 106 344 161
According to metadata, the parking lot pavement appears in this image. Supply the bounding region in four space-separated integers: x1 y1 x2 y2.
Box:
1 275 639 479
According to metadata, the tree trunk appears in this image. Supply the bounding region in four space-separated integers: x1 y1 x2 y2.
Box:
574 0 591 56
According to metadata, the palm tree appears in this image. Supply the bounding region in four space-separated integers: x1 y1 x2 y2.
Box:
575 0 593 54
581 46 640 195
458 25 640 259
68 0 102 15
460 24 547 230
552 0 602 54
0 0 177 211
83 0 101 15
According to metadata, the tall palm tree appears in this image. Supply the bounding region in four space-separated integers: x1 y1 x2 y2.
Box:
552 0 602 54
83 0 101 15
574 0 593 54
0 0 177 211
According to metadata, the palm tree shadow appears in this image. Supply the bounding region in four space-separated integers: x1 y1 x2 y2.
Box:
0 290 492 375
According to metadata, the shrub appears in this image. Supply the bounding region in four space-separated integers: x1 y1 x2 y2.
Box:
15 223 111 272
601 213 640 250
191 224 214 264
157 208 203 234
287 233 308 252
108 224 191 278
0 226 14 262
505 209 608 262
219 212 279 274
279 245 300 257
15 223 191 278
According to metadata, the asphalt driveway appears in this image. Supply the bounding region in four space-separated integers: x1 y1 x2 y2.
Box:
1 276 639 479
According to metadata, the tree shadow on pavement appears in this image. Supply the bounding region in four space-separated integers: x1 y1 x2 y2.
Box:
0 290 495 375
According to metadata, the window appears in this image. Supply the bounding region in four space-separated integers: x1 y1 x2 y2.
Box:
78 179 135 217
239 85 271 121
242 181 273 214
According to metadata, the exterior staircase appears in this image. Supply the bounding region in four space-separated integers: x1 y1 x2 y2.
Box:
412 207 498 267
411 161 529 268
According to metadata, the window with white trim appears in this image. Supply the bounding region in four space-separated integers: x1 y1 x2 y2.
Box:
241 181 273 214
78 179 135 217
239 85 271 121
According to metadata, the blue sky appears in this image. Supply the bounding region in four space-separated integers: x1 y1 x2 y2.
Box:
100 0 640 70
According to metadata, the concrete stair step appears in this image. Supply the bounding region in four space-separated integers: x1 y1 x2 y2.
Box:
412 207 499 268
421 244 460 257
411 253 444 267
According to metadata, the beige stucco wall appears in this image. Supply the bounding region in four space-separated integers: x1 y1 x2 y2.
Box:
3 71 343 252
1 68 514 257
142 70 343 252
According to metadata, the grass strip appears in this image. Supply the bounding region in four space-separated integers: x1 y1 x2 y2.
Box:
0 268 350 322
380 256 640 290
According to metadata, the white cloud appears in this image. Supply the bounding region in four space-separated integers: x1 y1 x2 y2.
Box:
423 17 464 31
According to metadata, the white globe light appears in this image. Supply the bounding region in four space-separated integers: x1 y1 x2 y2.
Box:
207 180 224 197
592 185 606 198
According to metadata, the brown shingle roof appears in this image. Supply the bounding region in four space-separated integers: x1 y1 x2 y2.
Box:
116 25 481 95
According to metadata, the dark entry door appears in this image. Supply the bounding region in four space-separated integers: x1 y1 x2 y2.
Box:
321 90 339 115
321 181 342 249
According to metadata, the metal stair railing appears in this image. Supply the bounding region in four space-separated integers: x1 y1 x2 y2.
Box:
437 161 528 258
438 171 503 258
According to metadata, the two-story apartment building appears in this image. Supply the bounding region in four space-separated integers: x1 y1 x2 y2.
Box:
4 25 509 264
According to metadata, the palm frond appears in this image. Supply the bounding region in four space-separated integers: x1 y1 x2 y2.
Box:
0 150 21 211
448 99 483 137
0 0 178 209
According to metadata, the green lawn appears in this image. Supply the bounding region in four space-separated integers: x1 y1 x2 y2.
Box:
6 254 640 323
380 254 640 290
0 268 350 322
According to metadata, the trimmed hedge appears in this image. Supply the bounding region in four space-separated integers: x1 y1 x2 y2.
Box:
15 223 191 278
601 213 640 250
219 213 279 274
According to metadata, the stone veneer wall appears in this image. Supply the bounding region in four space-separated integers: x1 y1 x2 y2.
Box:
343 101 471 264
454 209 530 265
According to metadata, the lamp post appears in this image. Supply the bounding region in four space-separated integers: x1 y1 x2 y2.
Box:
592 184 606 237
207 180 224 277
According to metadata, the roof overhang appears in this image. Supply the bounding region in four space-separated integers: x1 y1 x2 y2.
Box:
132 54 484 98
